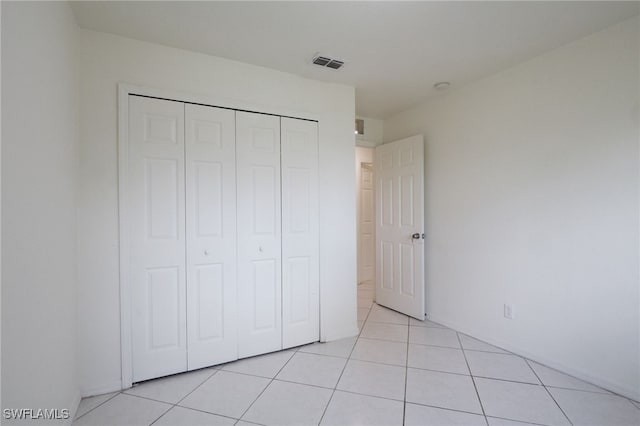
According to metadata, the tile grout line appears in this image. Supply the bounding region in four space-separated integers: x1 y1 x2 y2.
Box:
456 332 489 426
234 351 298 423
485 414 552 426
405 400 493 419
317 292 369 425
77 302 636 426
523 358 574 426
73 391 121 421
143 368 220 426
524 357 639 404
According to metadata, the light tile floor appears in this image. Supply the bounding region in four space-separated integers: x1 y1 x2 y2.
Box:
74 281 640 426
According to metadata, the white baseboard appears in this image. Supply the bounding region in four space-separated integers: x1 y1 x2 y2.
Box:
321 325 359 342
428 314 640 403
66 389 82 425
80 380 123 398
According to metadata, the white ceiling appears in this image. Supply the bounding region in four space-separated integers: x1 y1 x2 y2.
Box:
70 1 639 119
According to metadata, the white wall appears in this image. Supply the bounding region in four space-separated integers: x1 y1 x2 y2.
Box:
384 17 639 400
1 1 80 422
77 30 357 395
356 116 383 147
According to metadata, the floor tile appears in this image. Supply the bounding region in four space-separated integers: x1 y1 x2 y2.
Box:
124 368 214 403
459 334 509 354
242 380 332 426
357 307 371 321
299 336 357 358
153 406 235 426
486 417 537 425
73 393 170 426
408 344 469 375
276 352 347 388
475 377 570 425
465 352 539 384
404 403 486 426
360 322 408 343
358 298 373 309
409 317 447 328
221 350 294 378
409 326 461 348
337 359 406 400
367 304 409 325
406 368 483 414
527 361 607 393
179 371 270 419
548 387 640 426
351 337 407 366
320 391 404 426
75 392 118 419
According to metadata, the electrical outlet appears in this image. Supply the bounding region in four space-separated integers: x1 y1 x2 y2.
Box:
504 304 515 319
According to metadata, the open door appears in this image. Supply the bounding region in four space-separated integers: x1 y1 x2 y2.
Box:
374 135 425 320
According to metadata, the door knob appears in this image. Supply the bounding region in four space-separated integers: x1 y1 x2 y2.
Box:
411 233 420 239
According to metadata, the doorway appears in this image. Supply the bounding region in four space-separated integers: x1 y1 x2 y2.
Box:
356 147 375 292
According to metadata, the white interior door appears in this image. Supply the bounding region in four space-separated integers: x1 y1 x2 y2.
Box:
359 162 375 283
281 118 319 348
128 96 187 382
375 135 425 320
236 111 282 358
185 104 238 369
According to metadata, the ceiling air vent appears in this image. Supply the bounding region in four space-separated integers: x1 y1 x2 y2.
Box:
326 60 344 70
312 56 332 66
312 54 344 70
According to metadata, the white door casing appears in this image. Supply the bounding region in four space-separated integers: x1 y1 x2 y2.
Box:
185 104 238 369
375 135 425 320
128 96 187 382
359 162 375 283
281 118 320 348
236 111 283 358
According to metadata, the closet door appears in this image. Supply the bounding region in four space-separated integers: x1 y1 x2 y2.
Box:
185 104 237 369
236 111 282 358
281 118 320 348
128 96 187 382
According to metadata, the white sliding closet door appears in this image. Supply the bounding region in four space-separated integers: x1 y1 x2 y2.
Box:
128 96 187 382
281 118 319 348
236 111 282 358
185 104 237 369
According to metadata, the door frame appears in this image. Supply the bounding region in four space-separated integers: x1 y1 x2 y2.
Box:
117 83 320 389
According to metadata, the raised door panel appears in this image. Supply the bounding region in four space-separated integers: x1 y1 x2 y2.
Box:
236 111 282 358
281 118 319 348
185 104 237 369
129 96 187 382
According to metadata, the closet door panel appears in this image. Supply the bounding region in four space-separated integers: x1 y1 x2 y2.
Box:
281 118 319 348
185 104 237 369
129 96 187 382
236 111 282 358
